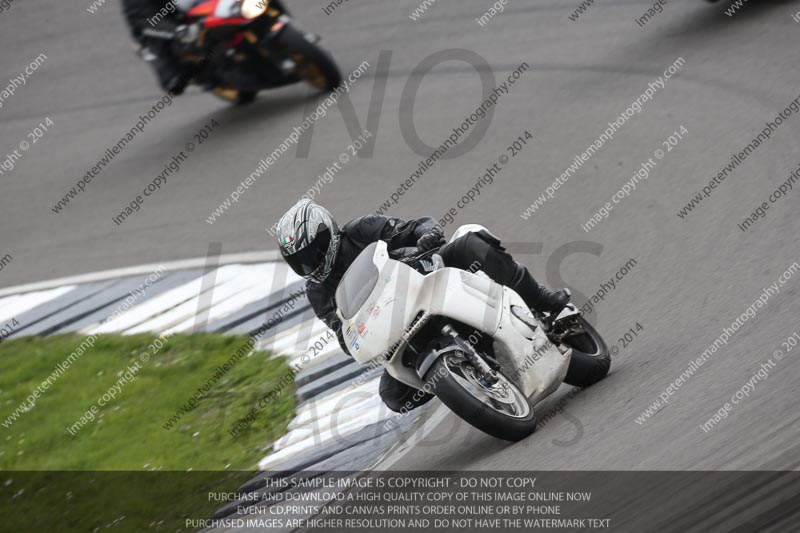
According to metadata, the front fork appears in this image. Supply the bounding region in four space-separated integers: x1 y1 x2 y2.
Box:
257 16 323 79
440 325 500 386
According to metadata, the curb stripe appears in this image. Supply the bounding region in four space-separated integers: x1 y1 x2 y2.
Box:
0 250 282 297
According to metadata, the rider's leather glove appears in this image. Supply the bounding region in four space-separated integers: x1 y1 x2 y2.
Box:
416 228 446 251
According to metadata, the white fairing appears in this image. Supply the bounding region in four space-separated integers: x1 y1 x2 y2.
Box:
336 236 571 406
174 0 198 13
214 0 241 18
173 0 237 16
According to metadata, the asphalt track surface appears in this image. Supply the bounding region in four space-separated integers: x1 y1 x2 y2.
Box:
2 0 800 485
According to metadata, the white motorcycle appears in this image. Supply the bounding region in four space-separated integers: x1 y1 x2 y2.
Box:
336 225 611 441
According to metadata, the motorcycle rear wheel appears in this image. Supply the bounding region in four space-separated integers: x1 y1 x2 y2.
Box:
424 350 537 442
562 316 611 387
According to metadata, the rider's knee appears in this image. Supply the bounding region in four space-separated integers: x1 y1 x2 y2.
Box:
439 230 493 269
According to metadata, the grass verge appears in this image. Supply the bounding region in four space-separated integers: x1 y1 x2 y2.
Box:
0 333 296 531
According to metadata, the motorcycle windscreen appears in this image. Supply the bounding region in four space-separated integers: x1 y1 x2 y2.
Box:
175 0 203 12
214 0 240 17
336 242 380 321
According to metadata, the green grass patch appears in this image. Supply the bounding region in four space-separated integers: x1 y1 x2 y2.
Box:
0 333 296 531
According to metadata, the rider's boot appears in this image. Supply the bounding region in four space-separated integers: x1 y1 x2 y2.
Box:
142 38 191 95
510 264 571 318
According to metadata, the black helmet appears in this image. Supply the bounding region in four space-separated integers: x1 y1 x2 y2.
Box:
276 199 340 282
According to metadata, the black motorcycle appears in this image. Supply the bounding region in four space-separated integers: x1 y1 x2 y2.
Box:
142 0 341 104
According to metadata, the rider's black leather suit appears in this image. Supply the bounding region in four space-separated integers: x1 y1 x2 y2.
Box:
121 0 185 91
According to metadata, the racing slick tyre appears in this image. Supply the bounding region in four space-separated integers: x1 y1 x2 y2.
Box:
562 317 611 388
211 87 257 105
274 24 342 91
424 349 537 442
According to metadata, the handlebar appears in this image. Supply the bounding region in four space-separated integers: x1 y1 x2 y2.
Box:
389 246 442 271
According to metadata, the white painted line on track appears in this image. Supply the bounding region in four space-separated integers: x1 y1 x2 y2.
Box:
163 271 280 334
83 265 247 334
0 250 282 297
263 319 327 355
277 398 386 451
0 286 77 324
292 378 381 427
126 264 276 335
258 402 393 470
289 340 340 369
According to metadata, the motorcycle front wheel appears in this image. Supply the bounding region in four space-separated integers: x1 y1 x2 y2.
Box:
273 25 342 91
424 350 537 441
211 87 257 106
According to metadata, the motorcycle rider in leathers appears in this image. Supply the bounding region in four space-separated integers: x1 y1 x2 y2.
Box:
276 199 571 413
121 0 191 94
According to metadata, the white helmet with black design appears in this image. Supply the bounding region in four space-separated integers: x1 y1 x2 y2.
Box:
276 199 340 283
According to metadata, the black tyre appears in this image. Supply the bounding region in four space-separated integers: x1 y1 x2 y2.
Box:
274 25 342 91
211 87 257 106
234 91 257 105
562 316 611 387
424 350 537 441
